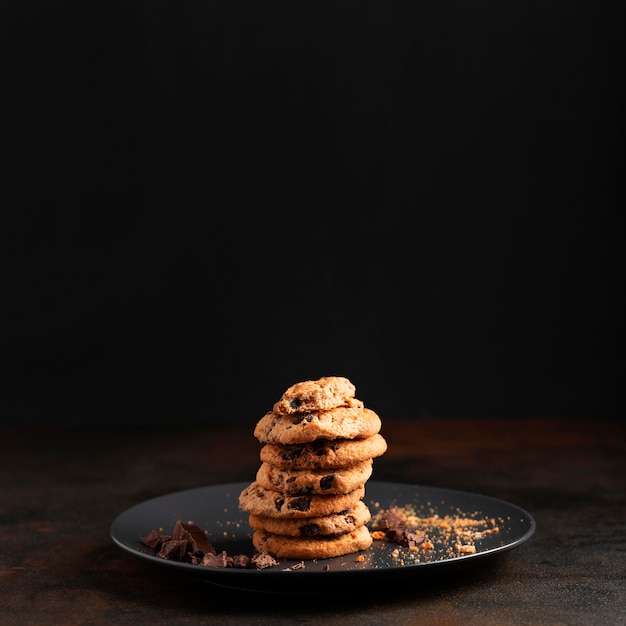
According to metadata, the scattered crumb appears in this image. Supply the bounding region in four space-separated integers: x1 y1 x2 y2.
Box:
370 504 501 564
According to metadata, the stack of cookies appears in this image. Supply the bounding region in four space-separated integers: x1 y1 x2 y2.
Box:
238 376 387 560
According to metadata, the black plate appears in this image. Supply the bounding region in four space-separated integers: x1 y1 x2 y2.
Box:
110 481 535 593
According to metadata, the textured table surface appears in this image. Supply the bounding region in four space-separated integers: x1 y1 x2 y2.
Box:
1 416 624 625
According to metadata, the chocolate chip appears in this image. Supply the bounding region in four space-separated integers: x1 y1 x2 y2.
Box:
275 497 285 511
300 523 321 537
288 496 311 512
311 439 328 457
292 414 313 425
289 399 302 410
319 474 336 490
281 448 302 461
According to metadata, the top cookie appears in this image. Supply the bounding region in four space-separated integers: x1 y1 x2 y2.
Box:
272 376 358 415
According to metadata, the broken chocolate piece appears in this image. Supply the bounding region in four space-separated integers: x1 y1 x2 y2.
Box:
172 519 216 555
202 551 233 568
378 508 406 532
231 554 251 568
157 539 189 560
141 521 278 571
140 529 170 549
251 551 279 569
386 529 425 547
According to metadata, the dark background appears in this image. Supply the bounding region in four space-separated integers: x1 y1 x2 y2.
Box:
1 1 622 426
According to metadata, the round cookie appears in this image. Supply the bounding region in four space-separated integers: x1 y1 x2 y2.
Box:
251 525 373 559
272 376 358 415
248 501 371 537
254 406 381 445
255 459 373 495
259 434 388 470
239 482 365 518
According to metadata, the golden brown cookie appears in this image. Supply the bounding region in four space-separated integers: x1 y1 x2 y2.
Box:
254 406 381 445
272 376 358 415
251 524 373 559
248 501 371 537
255 459 373 495
259 434 388 470
238 482 365 518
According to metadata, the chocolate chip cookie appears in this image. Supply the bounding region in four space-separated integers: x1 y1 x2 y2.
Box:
255 459 373 495
272 376 358 415
254 406 381 445
239 482 365 519
259 433 388 471
248 500 371 537
251 525 373 559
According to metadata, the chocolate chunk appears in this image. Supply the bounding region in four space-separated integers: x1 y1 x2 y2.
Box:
274 497 285 511
386 529 425 547
292 414 313 425
251 551 279 569
300 523 321 537
140 529 170 549
288 496 311 512
157 539 188 560
319 474 336 490
172 519 216 555
202 551 233 568
281 447 302 461
378 509 406 532
232 554 251 568
289 399 302 410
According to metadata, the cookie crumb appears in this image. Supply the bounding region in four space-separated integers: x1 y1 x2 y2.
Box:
370 504 501 563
